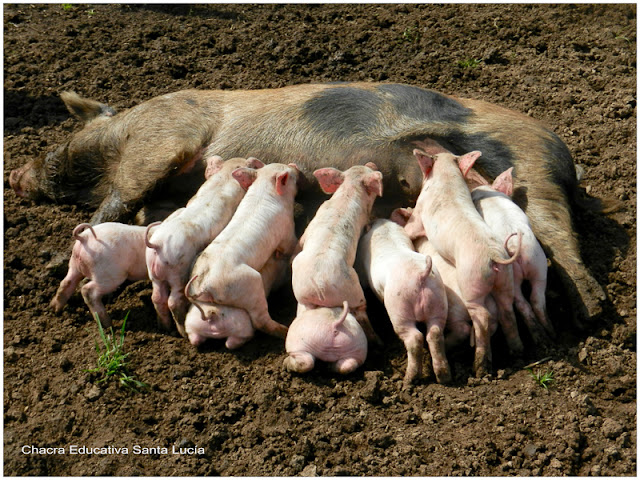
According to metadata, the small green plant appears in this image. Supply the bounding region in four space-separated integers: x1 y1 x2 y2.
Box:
86 8 95 16
528 368 554 390
86 312 148 392
615 34 631 43
458 58 482 69
402 26 420 43
61 4 74 11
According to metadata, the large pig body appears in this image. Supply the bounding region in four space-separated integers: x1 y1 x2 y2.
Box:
471 168 555 341
406 148 523 376
10 83 604 323
145 156 263 334
284 302 368 374
291 164 383 343
50 223 148 327
184 251 290 349
186 163 300 339
356 218 450 386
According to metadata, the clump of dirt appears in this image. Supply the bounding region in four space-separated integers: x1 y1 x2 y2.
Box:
3 4 636 476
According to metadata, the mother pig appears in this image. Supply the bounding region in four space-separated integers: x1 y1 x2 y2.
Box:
8 82 605 324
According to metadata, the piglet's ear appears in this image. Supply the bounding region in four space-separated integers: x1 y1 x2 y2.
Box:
275 171 290 196
232 167 258 191
314 167 344 194
413 149 435 177
457 151 482 178
246 157 265 170
204 155 225 180
364 162 379 171
492 167 514 197
390 207 412 227
364 171 383 197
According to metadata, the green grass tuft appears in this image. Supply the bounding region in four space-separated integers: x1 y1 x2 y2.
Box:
85 312 148 392
527 368 554 390
458 58 482 69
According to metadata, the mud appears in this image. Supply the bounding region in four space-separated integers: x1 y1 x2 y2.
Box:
3 4 636 476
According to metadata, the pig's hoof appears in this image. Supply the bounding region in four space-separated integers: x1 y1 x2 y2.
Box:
435 368 453 385
49 299 63 313
473 356 491 378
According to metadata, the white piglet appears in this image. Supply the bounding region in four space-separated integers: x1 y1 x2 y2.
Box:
50 223 148 327
356 218 450 387
471 167 555 341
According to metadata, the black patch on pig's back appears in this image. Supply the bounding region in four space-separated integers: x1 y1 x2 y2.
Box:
444 132 515 179
377 84 471 124
302 87 384 140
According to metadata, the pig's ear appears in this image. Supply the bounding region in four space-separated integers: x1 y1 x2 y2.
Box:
413 149 436 176
492 167 514 196
60 91 116 123
390 207 412 227
314 168 344 194
457 151 482 178
275 171 291 196
204 155 225 180
364 161 379 171
232 167 258 191
246 157 265 170
364 171 383 197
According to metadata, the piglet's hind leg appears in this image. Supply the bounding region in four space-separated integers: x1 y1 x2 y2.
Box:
284 352 315 373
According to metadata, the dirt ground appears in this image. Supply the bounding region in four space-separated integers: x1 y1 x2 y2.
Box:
3 3 636 476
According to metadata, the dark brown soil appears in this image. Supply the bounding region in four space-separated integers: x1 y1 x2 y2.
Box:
3 3 636 476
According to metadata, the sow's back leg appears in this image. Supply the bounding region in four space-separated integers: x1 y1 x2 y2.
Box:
521 186 606 326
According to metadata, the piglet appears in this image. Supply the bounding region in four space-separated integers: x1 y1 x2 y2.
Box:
184 251 290 349
145 156 264 334
405 146 523 377
356 218 450 387
471 168 555 342
50 223 148 327
284 301 368 374
187 162 300 339
291 163 383 345
411 234 499 350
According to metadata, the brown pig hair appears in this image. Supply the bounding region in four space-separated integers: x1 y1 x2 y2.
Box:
72 223 97 240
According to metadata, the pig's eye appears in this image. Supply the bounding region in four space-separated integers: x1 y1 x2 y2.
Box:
399 178 410 189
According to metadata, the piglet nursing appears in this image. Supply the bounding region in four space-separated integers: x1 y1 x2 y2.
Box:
50 223 148 327
291 163 383 343
184 251 290 349
187 162 301 339
145 155 263 333
405 147 523 376
356 218 450 387
471 168 555 342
